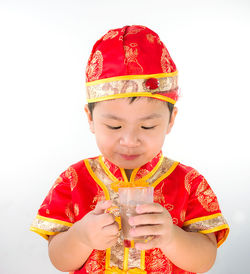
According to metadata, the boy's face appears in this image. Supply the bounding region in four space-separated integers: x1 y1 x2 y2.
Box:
85 98 177 170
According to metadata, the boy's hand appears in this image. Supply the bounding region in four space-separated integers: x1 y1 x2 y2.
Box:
72 200 119 250
128 203 174 250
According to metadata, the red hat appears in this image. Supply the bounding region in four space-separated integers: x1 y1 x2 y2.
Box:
86 25 178 104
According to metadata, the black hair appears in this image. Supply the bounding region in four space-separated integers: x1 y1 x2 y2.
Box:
88 97 174 120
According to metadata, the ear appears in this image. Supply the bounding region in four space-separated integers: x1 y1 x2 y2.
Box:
166 106 178 134
84 104 95 134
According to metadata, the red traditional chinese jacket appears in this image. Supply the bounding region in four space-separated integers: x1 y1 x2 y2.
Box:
30 152 229 273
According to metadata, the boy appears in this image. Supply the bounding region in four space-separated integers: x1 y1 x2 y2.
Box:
30 25 229 273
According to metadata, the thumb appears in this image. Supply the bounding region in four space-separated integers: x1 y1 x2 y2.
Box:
92 200 112 215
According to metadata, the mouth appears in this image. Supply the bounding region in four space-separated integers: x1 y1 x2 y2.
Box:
120 154 141 160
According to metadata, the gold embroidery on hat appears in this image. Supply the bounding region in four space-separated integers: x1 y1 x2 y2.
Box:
86 71 178 85
103 30 119 40
86 75 178 102
124 25 146 36
161 47 174 73
121 80 139 93
146 33 156 43
124 43 143 74
86 50 103 81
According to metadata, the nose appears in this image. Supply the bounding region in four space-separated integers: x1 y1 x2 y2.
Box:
119 129 140 148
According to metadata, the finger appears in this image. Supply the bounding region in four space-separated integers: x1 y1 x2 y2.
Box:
136 203 164 214
102 222 120 236
130 224 163 237
129 213 164 226
135 236 161 250
96 212 115 227
92 200 112 215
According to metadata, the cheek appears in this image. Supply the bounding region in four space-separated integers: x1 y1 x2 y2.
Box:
94 128 117 149
149 132 166 151
95 132 110 145
145 127 167 144
95 136 111 156
150 135 166 149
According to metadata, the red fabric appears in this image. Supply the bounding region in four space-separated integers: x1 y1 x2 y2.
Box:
86 25 177 82
36 156 227 273
38 160 104 224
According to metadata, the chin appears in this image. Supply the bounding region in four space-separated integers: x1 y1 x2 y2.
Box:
107 153 152 169
117 158 149 170
120 164 140 170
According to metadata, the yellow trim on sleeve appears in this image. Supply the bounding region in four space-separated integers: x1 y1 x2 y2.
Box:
217 226 230 248
30 227 58 240
84 159 110 200
182 213 230 248
30 215 73 240
151 161 179 188
36 215 73 227
183 213 223 226
87 92 176 104
200 224 230 248
199 224 230 235
86 71 178 86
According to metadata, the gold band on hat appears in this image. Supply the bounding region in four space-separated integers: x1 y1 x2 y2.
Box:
86 71 178 104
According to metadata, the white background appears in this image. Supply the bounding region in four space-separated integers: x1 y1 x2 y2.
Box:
0 0 249 273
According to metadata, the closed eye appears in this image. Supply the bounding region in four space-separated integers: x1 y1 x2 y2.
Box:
141 126 156 130
106 125 122 130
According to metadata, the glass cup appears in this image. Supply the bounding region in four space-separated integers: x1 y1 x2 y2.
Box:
118 186 154 245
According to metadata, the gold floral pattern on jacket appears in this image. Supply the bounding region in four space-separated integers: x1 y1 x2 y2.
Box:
183 214 227 233
196 178 219 212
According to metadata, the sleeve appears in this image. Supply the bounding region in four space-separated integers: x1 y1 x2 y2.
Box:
182 173 229 247
30 169 75 240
